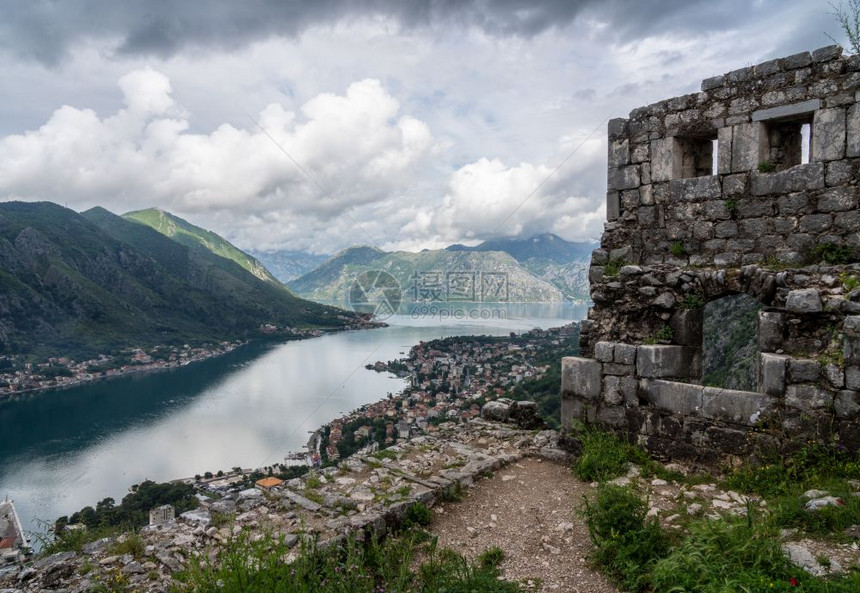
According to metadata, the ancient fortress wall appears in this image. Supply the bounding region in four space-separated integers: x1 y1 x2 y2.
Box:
562 46 860 462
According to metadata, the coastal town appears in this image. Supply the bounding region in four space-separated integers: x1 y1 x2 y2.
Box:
316 323 579 463
0 318 381 398
168 323 579 497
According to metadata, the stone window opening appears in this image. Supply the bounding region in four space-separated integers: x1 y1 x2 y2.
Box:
701 293 761 391
761 114 813 172
674 133 717 178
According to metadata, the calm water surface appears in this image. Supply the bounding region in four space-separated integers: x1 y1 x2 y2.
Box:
0 303 585 540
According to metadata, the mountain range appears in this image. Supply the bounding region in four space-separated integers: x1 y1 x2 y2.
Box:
0 202 354 359
288 234 596 304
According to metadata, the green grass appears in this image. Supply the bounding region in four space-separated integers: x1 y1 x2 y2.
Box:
178 530 519 593
583 485 860 593
582 484 669 592
810 242 855 265
723 442 860 498
604 257 625 277
571 428 683 483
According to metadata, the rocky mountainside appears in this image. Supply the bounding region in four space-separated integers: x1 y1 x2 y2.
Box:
123 208 279 285
0 202 353 359
702 293 761 390
246 249 330 283
289 246 564 304
448 233 596 300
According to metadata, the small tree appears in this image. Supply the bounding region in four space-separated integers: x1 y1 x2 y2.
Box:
828 0 860 54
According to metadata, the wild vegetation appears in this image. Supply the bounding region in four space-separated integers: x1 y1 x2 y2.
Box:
45 480 198 554
575 428 860 592
176 514 519 593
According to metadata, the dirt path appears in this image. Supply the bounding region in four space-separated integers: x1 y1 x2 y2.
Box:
428 456 619 592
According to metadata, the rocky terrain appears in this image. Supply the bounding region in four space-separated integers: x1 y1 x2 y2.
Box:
4 400 859 592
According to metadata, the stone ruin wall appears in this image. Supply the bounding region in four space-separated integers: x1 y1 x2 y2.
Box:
562 46 860 463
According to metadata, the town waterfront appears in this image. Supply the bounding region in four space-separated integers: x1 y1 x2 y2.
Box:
0 303 584 542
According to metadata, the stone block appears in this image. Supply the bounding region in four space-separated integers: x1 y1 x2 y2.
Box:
701 74 725 91
606 191 620 221
751 98 820 122
817 187 857 212
669 309 703 348
591 249 609 265
726 66 753 83
604 375 637 406
650 138 674 182
588 266 604 285
717 126 733 174
643 379 703 415
714 220 738 238
608 118 628 139
785 384 834 411
812 45 842 62
603 363 635 376
561 357 602 401
834 390 860 419
670 176 721 201
754 58 783 77
783 52 812 69
593 341 614 363
636 345 692 378
640 184 654 205
844 315 860 337
637 206 657 225
785 288 823 313
750 163 825 195
722 173 748 195
848 103 860 158
826 160 855 186
825 364 844 388
846 366 860 390
560 397 595 428
759 353 788 396
702 387 774 426
597 406 628 427
616 165 641 190
615 344 637 365
758 311 785 351
797 213 832 233
609 139 630 167
777 193 809 215
788 358 821 383
811 107 846 162
603 375 623 405
704 426 749 455
731 122 767 172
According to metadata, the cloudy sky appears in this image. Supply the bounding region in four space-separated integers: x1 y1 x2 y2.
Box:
0 0 845 254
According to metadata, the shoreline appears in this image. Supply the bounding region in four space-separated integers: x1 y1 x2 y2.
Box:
16 318 575 548
0 319 384 404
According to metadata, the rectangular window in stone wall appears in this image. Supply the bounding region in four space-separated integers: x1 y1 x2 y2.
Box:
674 133 717 178
751 99 819 172
763 116 812 171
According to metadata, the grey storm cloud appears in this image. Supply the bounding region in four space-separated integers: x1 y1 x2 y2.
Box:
2 0 774 65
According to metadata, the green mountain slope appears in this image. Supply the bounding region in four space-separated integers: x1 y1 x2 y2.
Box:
290 246 564 304
123 208 278 284
0 202 353 359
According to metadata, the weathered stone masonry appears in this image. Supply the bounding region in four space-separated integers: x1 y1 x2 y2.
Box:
562 46 860 462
